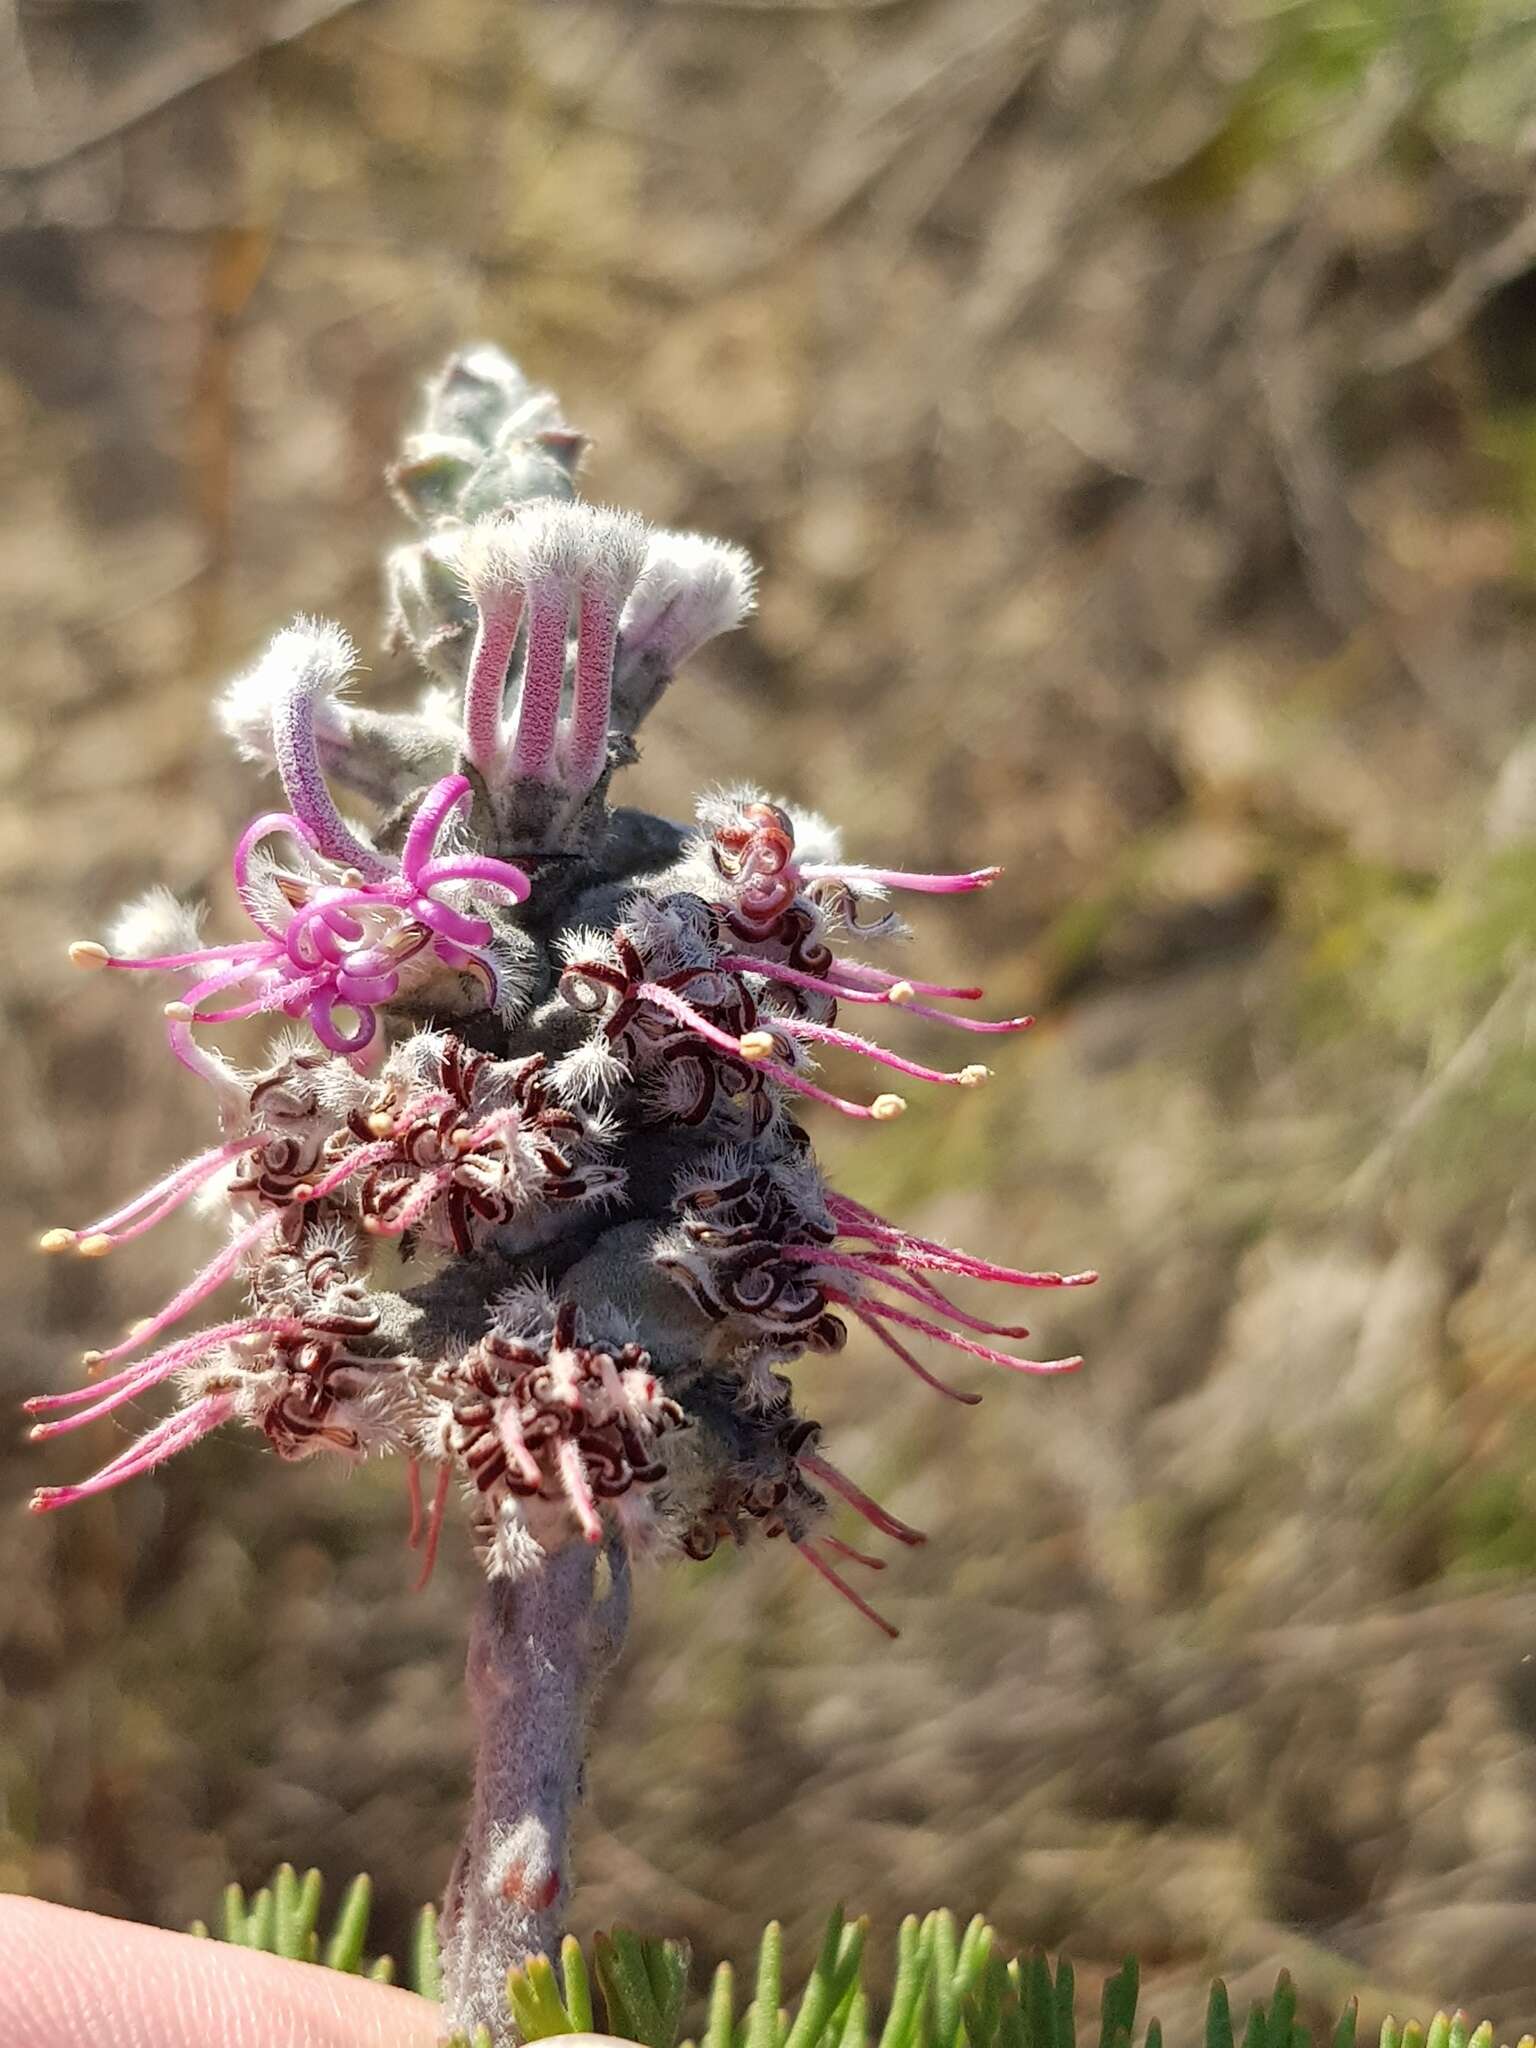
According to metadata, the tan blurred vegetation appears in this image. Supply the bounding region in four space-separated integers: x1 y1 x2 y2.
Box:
7 0 1536 2033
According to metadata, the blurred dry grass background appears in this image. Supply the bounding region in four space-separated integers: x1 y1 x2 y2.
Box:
8 0 1536 2033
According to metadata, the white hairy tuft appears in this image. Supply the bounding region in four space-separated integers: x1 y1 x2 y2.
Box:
218 616 357 763
785 804 842 868
459 503 649 608
107 887 206 962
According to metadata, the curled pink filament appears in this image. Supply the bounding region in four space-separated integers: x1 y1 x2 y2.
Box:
88 776 531 1070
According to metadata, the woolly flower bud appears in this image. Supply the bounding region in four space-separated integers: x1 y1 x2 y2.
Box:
217 616 356 767
619 531 757 672
386 432 484 524
425 343 558 449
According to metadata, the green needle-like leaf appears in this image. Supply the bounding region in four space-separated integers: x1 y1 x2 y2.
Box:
296 1869 324 1959
1055 1957 1077 2048
247 1888 275 1954
746 1922 784 2048
1266 1975 1297 2048
645 1938 692 2048
705 1960 737 2048
1206 1981 1234 2048
595 1930 669 2048
221 1883 249 1947
221 1884 247 1949
1025 1950 1055 2048
930 1912 961 2048
878 1917 926 2048
786 1908 847 2048
181 1873 1526 2048
411 1904 442 2002
322 1873 373 1975
509 1955 576 2039
839 1989 870 2048
1098 1959 1139 2048
273 1864 302 1961
966 1952 1006 2048
561 1934 594 2034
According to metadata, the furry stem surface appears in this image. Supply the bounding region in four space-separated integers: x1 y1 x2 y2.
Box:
439 1534 631 2043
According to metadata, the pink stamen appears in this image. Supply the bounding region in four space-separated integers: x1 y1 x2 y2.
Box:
764 1017 978 1087
852 1295 1082 1375
232 811 324 909
795 1539 899 1639
23 1318 282 1417
717 955 881 1006
25 1317 288 1426
402 776 473 882
29 1392 236 1513
885 998 1032 1036
830 963 984 1001
827 1198 1098 1290
798 1452 926 1547
823 1533 886 1571
416 855 530 902
101 940 272 973
87 1211 284 1371
720 955 1018 1036
802 864 1001 894
558 1439 605 1544
73 1136 265 1242
824 1290 980 1404
295 1141 398 1207
804 1253 1031 1337
406 1457 424 1548
635 983 891 1121
412 1464 452 1592
495 1406 544 1492
190 977 326 1026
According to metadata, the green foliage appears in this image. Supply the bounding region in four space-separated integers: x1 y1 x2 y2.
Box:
198 1873 1536 2048
1156 0 1536 209
190 1864 437 1994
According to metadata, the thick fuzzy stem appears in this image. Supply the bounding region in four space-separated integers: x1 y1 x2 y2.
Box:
439 1534 631 2044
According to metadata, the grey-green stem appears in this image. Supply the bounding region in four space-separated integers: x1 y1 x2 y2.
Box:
439 1533 632 2043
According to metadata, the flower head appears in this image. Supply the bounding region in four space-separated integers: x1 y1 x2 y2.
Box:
32 346 1092 1648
